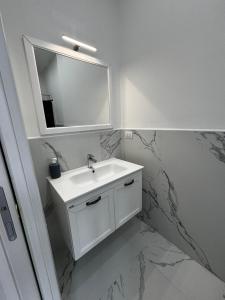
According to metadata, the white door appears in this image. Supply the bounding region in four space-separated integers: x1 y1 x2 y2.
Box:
114 173 142 229
0 146 40 300
0 238 21 300
68 189 115 259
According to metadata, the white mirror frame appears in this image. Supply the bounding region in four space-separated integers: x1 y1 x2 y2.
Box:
23 36 112 135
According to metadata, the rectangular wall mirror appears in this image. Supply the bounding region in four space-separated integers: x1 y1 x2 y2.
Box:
23 36 112 135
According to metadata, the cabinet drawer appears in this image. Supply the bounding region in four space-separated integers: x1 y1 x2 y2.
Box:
114 172 142 229
68 189 115 260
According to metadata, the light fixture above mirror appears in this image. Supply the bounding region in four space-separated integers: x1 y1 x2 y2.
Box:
62 35 97 53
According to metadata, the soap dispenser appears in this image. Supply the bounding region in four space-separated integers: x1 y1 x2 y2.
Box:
49 158 61 179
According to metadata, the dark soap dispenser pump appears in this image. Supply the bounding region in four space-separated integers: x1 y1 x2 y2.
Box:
49 157 61 179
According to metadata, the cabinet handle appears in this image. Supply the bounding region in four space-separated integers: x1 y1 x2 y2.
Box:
86 196 101 206
124 179 134 187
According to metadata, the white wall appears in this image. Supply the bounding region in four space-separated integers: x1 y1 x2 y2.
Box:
2 0 225 134
119 0 225 130
0 0 120 137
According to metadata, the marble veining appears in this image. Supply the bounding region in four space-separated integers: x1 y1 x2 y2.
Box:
132 130 213 273
137 250 146 300
148 257 192 268
133 130 161 161
43 141 70 172
102 274 125 300
197 132 225 164
100 130 121 159
55 218 225 300
58 250 75 299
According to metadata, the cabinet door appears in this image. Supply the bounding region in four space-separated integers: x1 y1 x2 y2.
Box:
114 172 142 229
68 189 115 260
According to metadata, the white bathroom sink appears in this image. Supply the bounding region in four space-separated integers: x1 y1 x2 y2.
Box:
48 158 143 203
70 163 127 187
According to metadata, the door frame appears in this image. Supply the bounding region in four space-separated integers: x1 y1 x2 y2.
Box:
0 146 40 299
0 16 61 300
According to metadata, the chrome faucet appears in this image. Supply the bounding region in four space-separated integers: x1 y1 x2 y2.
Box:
87 154 97 173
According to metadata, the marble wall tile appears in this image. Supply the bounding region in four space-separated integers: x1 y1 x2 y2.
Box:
121 130 225 281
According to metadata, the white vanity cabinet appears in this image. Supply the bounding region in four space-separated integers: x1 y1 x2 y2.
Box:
49 158 143 261
114 173 142 229
67 189 115 260
63 171 142 260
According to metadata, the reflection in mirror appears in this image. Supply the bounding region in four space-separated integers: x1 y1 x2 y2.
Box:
34 47 110 128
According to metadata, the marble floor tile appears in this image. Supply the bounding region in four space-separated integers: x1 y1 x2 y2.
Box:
152 248 225 300
55 218 225 300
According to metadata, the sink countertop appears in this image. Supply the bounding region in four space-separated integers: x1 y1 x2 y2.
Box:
48 158 143 203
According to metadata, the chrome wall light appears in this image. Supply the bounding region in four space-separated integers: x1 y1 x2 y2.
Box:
62 35 97 53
